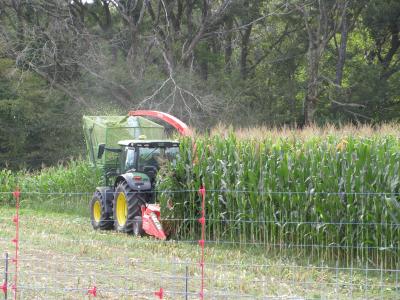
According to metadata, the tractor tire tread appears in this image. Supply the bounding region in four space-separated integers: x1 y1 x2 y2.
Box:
90 191 113 230
114 181 147 233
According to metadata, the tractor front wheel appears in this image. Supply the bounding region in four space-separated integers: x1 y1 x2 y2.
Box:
113 181 146 233
90 191 113 230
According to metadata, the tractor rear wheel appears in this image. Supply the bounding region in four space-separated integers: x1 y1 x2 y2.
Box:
113 181 146 233
90 191 113 230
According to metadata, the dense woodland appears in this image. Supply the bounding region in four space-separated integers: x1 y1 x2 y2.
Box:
0 0 399 169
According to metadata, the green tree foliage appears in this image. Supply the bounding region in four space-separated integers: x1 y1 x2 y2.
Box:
0 57 82 169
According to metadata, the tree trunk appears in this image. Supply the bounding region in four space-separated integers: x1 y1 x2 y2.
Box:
186 0 194 38
11 0 24 50
199 57 208 80
224 17 233 73
331 1 349 115
335 2 348 87
300 0 338 125
304 45 320 124
240 24 252 79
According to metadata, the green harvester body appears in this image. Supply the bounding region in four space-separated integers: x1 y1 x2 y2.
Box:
83 115 165 183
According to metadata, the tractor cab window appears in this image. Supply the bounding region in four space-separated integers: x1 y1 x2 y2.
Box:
124 148 136 171
137 146 179 171
138 147 162 170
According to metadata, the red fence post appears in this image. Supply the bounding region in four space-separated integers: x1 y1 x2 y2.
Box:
1 252 8 299
87 286 97 297
198 185 206 300
11 189 20 300
154 287 163 299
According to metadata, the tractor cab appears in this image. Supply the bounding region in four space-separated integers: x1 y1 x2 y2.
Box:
119 139 180 184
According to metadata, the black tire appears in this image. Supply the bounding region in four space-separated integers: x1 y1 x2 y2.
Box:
90 191 113 230
113 181 147 233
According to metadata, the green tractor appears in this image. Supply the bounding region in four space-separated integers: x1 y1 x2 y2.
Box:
83 111 190 238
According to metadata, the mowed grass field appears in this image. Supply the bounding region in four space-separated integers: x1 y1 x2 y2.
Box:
0 203 399 300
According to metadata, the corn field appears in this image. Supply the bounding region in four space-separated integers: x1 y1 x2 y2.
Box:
0 160 101 215
158 131 400 267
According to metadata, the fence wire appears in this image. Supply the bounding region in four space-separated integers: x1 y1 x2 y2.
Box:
0 189 399 299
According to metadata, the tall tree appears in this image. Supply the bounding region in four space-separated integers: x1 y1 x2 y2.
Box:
296 0 343 124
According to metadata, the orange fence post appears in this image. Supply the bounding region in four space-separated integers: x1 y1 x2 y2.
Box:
198 185 206 300
11 190 20 300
